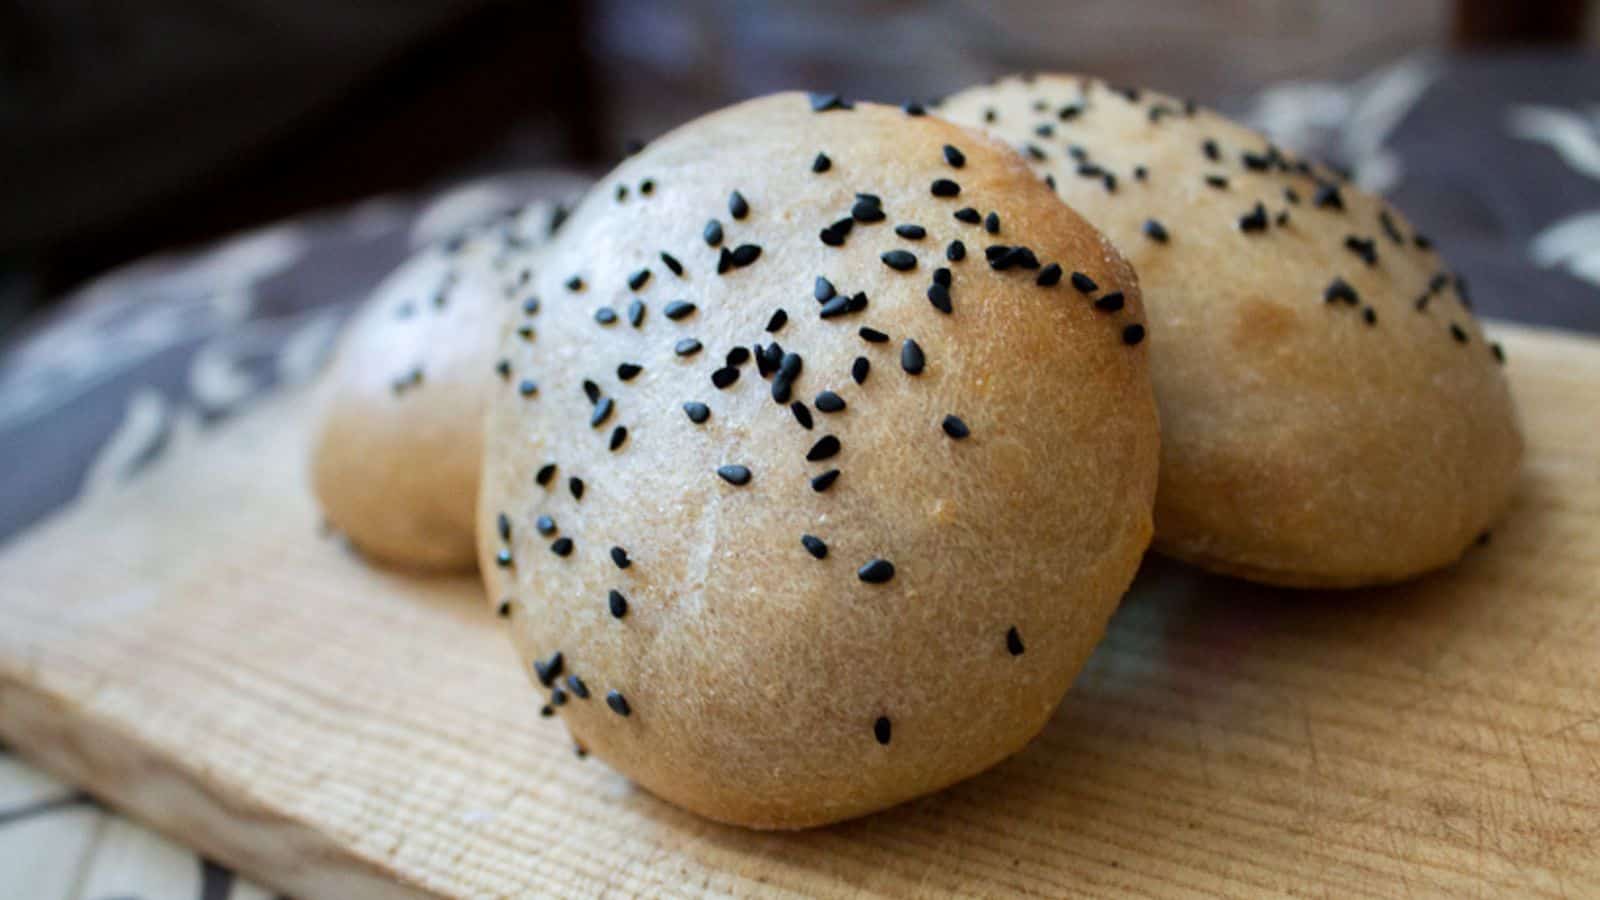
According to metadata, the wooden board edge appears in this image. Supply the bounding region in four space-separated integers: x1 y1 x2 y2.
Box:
0 675 440 900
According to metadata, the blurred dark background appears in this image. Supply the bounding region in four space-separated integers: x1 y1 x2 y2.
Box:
3 0 1596 334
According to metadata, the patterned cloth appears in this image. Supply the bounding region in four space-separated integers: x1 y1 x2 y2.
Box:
0 55 1596 897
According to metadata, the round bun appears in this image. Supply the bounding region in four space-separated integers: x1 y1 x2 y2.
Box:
312 201 569 571
941 74 1522 587
478 93 1158 828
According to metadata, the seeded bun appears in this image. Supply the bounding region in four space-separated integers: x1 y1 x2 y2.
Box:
478 93 1158 828
312 202 570 571
940 75 1522 587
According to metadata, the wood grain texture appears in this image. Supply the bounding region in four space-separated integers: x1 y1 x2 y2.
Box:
1 321 1597 899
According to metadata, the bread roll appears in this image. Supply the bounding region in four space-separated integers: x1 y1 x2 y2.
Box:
941 75 1522 587
478 93 1159 827
312 201 569 570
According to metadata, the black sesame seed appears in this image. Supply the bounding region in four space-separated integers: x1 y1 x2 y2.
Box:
615 185 628 202
1276 211 1290 227
703 219 723 247
1451 323 1469 344
536 464 556 486
716 247 733 274
609 426 627 451
1134 165 1148 181
851 356 869 385
590 396 614 428
819 295 851 318
1143 219 1170 243
932 267 951 287
814 276 836 302
518 379 538 397
566 275 584 292
583 380 602 404
1242 150 1271 171
848 291 868 312
550 686 568 707
1324 278 1359 306
495 359 511 380
516 324 535 342
495 549 513 568
954 207 981 224
628 269 651 291
497 598 513 618
683 401 711 425
812 152 832 173
534 652 564 687
1070 271 1098 294
1379 210 1404 245
1491 342 1505 363
1238 203 1269 233
927 283 952 314
618 362 643 381
1202 139 1220 161
812 469 840 492
809 92 851 112
1313 182 1344 210
1006 626 1025 656
726 346 751 367
608 589 628 619
664 300 695 320
1284 187 1301 205
660 252 683 276
895 224 927 240
874 716 892 745
1344 236 1378 266
820 217 853 246
540 705 553 718
1024 144 1046 161
717 464 751 485
900 339 925 375
1058 103 1081 120
1122 324 1147 346
729 190 749 220
627 298 645 327
881 250 917 272
802 534 828 559
1035 263 1063 287
522 296 541 315
1094 291 1126 312
610 545 631 568
807 435 841 461
852 199 885 224
536 515 555 536
766 308 788 332
984 212 1000 234
711 366 739 389
859 558 894 583
497 512 511 541
1035 123 1056 138
730 244 762 267
1414 233 1434 251
674 338 703 357
947 240 966 261
762 400 799 433
551 537 573 556
814 391 846 413
566 675 590 699
942 415 970 439
1205 175 1229 189
594 307 618 325
859 326 889 343
569 477 584 500
1362 307 1377 326
942 144 966 168
931 178 961 198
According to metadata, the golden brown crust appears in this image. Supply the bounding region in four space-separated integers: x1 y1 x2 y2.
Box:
312 203 566 571
941 75 1523 587
478 93 1159 828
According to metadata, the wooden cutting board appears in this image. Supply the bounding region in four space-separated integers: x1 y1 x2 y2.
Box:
1 322 1596 898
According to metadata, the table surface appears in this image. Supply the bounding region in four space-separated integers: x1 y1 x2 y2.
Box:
2 54 1599 899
